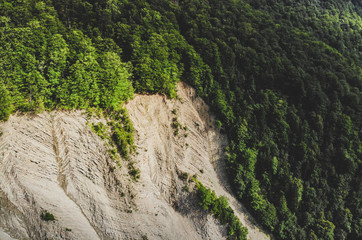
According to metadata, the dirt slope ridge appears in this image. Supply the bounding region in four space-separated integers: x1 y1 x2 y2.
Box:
0 82 268 240
126 82 269 240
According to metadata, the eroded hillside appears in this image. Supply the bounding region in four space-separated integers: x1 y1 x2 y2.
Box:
0 83 268 240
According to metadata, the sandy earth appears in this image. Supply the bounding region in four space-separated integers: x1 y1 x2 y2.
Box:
0 82 270 240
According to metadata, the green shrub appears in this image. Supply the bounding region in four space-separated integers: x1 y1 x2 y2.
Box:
128 163 140 180
41 211 55 221
179 172 189 180
195 182 248 240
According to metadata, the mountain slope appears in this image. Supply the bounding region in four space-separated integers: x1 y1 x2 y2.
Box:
1 0 361 239
0 82 267 239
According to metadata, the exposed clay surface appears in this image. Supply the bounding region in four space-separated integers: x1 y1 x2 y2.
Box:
0 82 269 240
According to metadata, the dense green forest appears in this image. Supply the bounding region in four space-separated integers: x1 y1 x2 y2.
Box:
0 0 361 239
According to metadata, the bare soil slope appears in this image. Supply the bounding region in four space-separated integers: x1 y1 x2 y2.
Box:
0 82 269 240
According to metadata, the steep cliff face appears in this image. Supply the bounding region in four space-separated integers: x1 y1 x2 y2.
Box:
0 83 268 240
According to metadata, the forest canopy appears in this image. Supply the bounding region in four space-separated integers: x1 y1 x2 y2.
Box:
0 0 361 239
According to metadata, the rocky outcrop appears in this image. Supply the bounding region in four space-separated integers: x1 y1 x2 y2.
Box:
0 82 269 240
